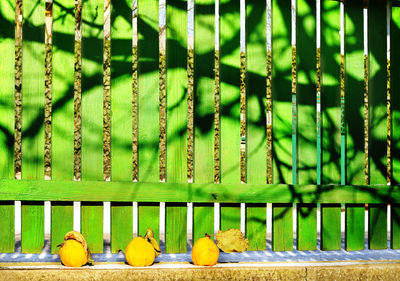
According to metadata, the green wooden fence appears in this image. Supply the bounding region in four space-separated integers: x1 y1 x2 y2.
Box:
0 0 400 255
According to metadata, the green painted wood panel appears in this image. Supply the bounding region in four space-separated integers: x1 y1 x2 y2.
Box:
321 0 340 185
111 202 132 252
271 0 292 252
345 204 364 251
0 0 15 253
51 0 75 254
0 202 14 253
368 0 387 250
219 0 241 232
21 0 45 254
369 204 387 249
81 0 104 253
3 180 400 204
296 0 317 251
51 203 73 253
391 204 400 249
138 203 159 244
297 204 316 250
137 0 160 244
344 0 365 251
245 0 267 251
110 0 133 254
272 203 292 251
321 203 341 250
393 5 400 186
245 203 266 251
193 204 213 243
165 203 187 253
192 0 214 243
165 0 187 253
81 202 103 253
391 4 400 249
320 0 341 252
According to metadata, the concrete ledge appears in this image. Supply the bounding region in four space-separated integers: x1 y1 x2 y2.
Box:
1 262 400 280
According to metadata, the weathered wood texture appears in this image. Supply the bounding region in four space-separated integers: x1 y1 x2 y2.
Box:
344 0 365 251
21 0 45 254
110 0 133 254
0 0 15 253
81 0 104 253
166 0 187 253
220 0 241 231
192 0 214 243
246 0 267 251
51 0 75 255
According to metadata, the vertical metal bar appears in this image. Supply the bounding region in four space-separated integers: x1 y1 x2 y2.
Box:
44 0 53 181
74 0 82 182
266 0 272 184
214 0 221 235
240 0 246 234
159 0 167 183
240 0 246 185
316 0 321 185
363 1 369 185
187 0 194 244
291 0 297 185
103 0 111 182
132 0 138 182
386 0 391 186
187 0 194 184
14 0 23 180
340 0 345 185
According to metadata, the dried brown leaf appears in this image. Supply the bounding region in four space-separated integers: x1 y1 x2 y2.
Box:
215 229 249 253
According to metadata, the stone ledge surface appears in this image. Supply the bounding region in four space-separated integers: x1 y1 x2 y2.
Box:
1 261 400 280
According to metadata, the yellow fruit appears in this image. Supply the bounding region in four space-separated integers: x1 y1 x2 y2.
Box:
125 237 156 267
59 239 88 267
58 231 93 267
192 234 219 266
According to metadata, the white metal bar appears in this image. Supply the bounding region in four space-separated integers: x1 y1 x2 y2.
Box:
214 0 220 236
291 0 296 47
132 0 138 238
340 1 344 56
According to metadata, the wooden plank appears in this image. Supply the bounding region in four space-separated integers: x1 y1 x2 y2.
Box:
392 204 400 249
345 204 364 251
138 203 159 243
165 0 187 253
137 0 160 244
0 0 15 253
271 0 293 252
245 0 267 251
220 0 241 232
320 0 341 252
297 204 316 250
21 0 45 254
344 0 365 251
272 203 292 251
81 0 104 253
2 180 400 204
391 1 400 250
296 0 317 251
193 204 213 243
109 0 133 254
50 0 75 254
321 203 341 250
368 0 387 250
369 203 387 249
393 5 400 186
192 0 214 243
